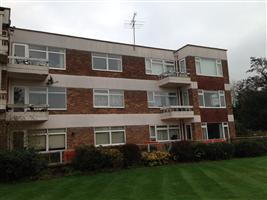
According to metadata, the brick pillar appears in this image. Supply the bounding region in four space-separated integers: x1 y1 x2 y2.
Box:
192 122 202 141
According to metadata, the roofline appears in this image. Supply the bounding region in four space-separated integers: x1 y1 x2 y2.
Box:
13 27 176 52
176 44 227 52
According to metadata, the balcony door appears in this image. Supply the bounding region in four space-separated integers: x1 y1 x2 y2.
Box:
13 86 26 112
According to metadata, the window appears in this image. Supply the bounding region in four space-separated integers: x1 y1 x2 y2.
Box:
15 86 66 110
179 59 186 73
92 53 122 72
145 59 175 75
13 43 65 69
27 129 66 152
201 123 226 140
198 90 226 108
149 125 181 141
94 126 125 146
147 91 178 108
195 57 223 77
94 89 124 108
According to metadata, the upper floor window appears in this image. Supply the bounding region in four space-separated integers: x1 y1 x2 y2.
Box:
198 90 226 108
147 91 178 108
94 126 125 146
150 125 181 141
178 59 187 73
93 89 124 108
145 59 175 75
13 43 65 69
195 57 223 77
92 53 122 72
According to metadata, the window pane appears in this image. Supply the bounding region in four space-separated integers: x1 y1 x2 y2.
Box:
169 129 179 140
220 94 226 107
110 95 123 107
14 45 26 57
94 95 108 107
198 94 204 106
168 96 178 106
145 59 152 74
182 91 189 106
93 57 107 70
49 135 65 150
155 96 166 107
48 47 64 53
48 129 66 133
151 62 163 75
94 89 108 94
95 132 110 145
48 87 65 93
29 50 46 59
207 123 222 139
95 127 109 131
179 60 186 73
110 126 124 130
217 63 223 76
204 92 220 107
150 126 156 137
93 53 106 57
48 93 66 109
201 58 217 76
28 135 46 151
49 52 64 68
30 87 47 92
29 45 46 51
202 127 208 140
108 59 121 71
109 90 123 95
157 130 168 141
13 87 25 105
29 93 47 105
111 131 125 144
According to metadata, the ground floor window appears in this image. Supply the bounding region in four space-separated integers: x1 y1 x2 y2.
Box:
94 126 125 146
149 125 181 142
201 122 228 140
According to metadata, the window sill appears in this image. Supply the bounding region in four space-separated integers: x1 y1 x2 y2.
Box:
92 68 123 73
95 143 125 147
49 67 66 70
196 74 223 78
199 107 226 109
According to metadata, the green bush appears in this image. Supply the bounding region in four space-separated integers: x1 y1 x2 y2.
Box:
234 141 267 157
142 151 170 166
72 145 124 171
120 144 141 167
203 143 234 160
0 149 47 182
170 141 194 162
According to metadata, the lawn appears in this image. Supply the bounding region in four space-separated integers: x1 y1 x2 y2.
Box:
0 156 267 200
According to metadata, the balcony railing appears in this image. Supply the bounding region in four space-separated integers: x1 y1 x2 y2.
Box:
6 104 49 121
161 105 193 112
158 71 190 80
9 56 49 66
160 105 194 120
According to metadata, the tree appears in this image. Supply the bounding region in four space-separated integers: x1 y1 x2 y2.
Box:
234 57 267 135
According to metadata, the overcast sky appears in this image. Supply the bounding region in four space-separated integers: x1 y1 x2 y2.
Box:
2 0 266 82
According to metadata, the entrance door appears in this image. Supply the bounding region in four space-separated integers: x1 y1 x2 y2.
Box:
185 124 192 141
13 86 26 111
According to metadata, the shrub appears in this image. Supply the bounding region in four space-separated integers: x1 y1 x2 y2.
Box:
0 149 47 182
72 145 124 171
120 144 141 167
204 143 234 160
234 141 267 157
192 143 207 161
170 141 194 162
142 151 170 166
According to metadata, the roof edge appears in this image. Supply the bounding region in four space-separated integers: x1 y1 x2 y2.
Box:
176 44 227 52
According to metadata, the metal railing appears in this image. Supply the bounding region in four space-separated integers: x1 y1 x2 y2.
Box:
7 104 49 112
161 105 193 113
8 56 49 66
158 71 190 79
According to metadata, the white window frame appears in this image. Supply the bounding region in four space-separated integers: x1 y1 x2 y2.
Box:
92 53 122 72
149 125 181 142
11 86 67 110
27 128 67 153
145 58 175 75
201 122 227 140
93 89 124 108
147 91 178 108
179 58 187 73
198 89 226 108
195 57 223 77
12 43 66 70
94 126 126 146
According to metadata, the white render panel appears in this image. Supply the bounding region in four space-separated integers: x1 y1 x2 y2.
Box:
12 28 175 60
27 114 202 129
224 84 231 91
228 114 234 122
176 45 227 60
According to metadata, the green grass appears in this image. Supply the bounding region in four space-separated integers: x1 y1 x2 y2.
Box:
1 156 267 200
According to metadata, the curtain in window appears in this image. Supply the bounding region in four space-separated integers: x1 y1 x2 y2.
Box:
95 132 110 145
204 92 220 107
28 135 46 151
111 131 124 144
201 58 217 76
49 135 65 150
151 62 164 75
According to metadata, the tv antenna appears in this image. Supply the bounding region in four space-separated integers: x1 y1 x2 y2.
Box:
125 12 144 50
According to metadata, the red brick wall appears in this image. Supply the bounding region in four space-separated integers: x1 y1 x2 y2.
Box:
50 49 158 80
200 109 228 122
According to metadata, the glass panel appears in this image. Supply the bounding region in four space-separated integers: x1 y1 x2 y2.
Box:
94 89 108 94
95 132 110 145
48 87 66 93
201 58 217 76
110 126 124 130
94 95 108 107
29 45 46 51
207 123 221 139
29 87 47 92
202 127 208 140
109 90 123 95
157 129 168 141
204 92 220 107
48 129 66 133
224 126 229 139
111 131 125 144
182 91 189 106
14 45 26 57
92 53 106 57
49 52 64 68
49 134 65 150
29 50 46 59
179 60 186 73
217 62 223 76
220 93 226 107
28 135 46 151
155 95 166 107
109 54 121 59
168 96 178 106
29 93 47 105
195 61 201 74
151 62 164 75
48 93 66 109
169 129 179 140
110 95 123 107
145 59 152 74
13 87 25 105
93 57 107 70
28 129 47 134
150 126 156 137
198 94 204 107
108 59 121 71
95 127 110 131
48 47 64 53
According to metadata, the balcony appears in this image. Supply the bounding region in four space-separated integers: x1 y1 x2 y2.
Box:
7 56 49 79
0 90 6 112
158 71 191 88
0 30 8 55
160 105 194 121
6 104 49 121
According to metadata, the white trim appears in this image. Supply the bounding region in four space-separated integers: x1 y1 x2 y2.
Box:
224 84 231 91
92 53 122 72
93 89 124 108
94 126 126 146
149 124 181 142
198 89 226 108
228 114 234 122
195 57 223 77
145 58 175 75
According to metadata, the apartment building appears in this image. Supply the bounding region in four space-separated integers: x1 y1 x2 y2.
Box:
0 7 235 163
